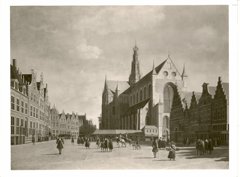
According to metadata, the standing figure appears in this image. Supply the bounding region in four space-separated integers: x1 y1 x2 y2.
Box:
116 136 120 148
208 138 214 154
96 137 100 148
32 135 35 145
85 138 90 149
108 138 113 152
204 139 209 154
77 136 80 145
71 137 74 144
152 138 159 158
56 137 64 155
168 142 176 160
100 138 105 151
104 138 109 151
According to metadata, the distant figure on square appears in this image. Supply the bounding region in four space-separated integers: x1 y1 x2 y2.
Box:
208 138 214 154
71 137 74 144
108 138 113 152
168 142 176 161
56 137 64 155
77 136 81 145
32 134 35 145
85 137 90 149
152 138 159 158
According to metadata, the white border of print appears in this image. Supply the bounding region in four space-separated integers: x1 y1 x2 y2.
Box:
0 0 239 177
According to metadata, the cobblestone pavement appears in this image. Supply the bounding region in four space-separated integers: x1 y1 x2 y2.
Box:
11 140 229 170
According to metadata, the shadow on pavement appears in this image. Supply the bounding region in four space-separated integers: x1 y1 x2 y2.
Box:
177 147 229 161
215 157 229 162
153 159 171 161
42 153 59 156
134 157 153 159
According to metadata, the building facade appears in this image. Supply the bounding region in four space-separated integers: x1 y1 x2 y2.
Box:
101 45 186 140
101 45 229 144
50 105 59 138
11 59 93 144
11 59 28 145
170 77 229 145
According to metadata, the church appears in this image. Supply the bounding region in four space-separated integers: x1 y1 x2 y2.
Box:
101 44 228 144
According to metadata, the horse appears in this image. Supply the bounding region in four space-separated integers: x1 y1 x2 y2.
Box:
119 138 126 147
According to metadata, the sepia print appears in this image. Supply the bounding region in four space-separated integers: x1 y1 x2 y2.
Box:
10 6 229 169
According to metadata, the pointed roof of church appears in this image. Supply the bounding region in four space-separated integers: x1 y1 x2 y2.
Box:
106 80 129 95
123 59 167 94
152 60 157 75
126 98 150 114
181 64 187 79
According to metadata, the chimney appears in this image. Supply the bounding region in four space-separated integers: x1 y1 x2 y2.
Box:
12 59 17 68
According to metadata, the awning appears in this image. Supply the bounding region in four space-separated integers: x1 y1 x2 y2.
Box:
92 129 142 135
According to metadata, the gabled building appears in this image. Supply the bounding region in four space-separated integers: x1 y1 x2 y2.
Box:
101 45 229 145
101 45 186 139
11 59 28 145
50 105 59 138
170 77 229 145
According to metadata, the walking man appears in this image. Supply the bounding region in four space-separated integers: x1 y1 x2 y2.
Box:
152 138 159 158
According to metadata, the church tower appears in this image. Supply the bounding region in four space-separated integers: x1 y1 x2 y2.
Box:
129 43 141 86
181 64 188 91
102 76 109 105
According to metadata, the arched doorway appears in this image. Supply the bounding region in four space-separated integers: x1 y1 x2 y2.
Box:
162 83 176 141
163 84 175 113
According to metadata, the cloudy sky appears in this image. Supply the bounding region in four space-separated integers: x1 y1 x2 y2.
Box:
11 6 228 126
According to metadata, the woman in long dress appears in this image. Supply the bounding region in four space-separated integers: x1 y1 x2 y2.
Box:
108 139 113 152
56 137 64 155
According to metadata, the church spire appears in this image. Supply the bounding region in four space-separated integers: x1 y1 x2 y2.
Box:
129 42 141 85
114 83 119 98
104 75 108 91
181 64 187 80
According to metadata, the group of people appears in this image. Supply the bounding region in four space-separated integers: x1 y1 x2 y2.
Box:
196 138 214 156
96 137 113 152
152 138 176 160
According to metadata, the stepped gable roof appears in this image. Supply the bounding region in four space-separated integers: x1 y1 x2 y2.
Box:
126 98 150 114
106 80 129 95
208 82 229 102
122 59 167 94
181 91 201 107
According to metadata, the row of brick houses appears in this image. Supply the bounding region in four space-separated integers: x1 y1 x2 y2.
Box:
170 77 229 145
11 59 94 145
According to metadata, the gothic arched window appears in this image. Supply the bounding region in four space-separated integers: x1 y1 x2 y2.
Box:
144 87 147 100
148 84 151 97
